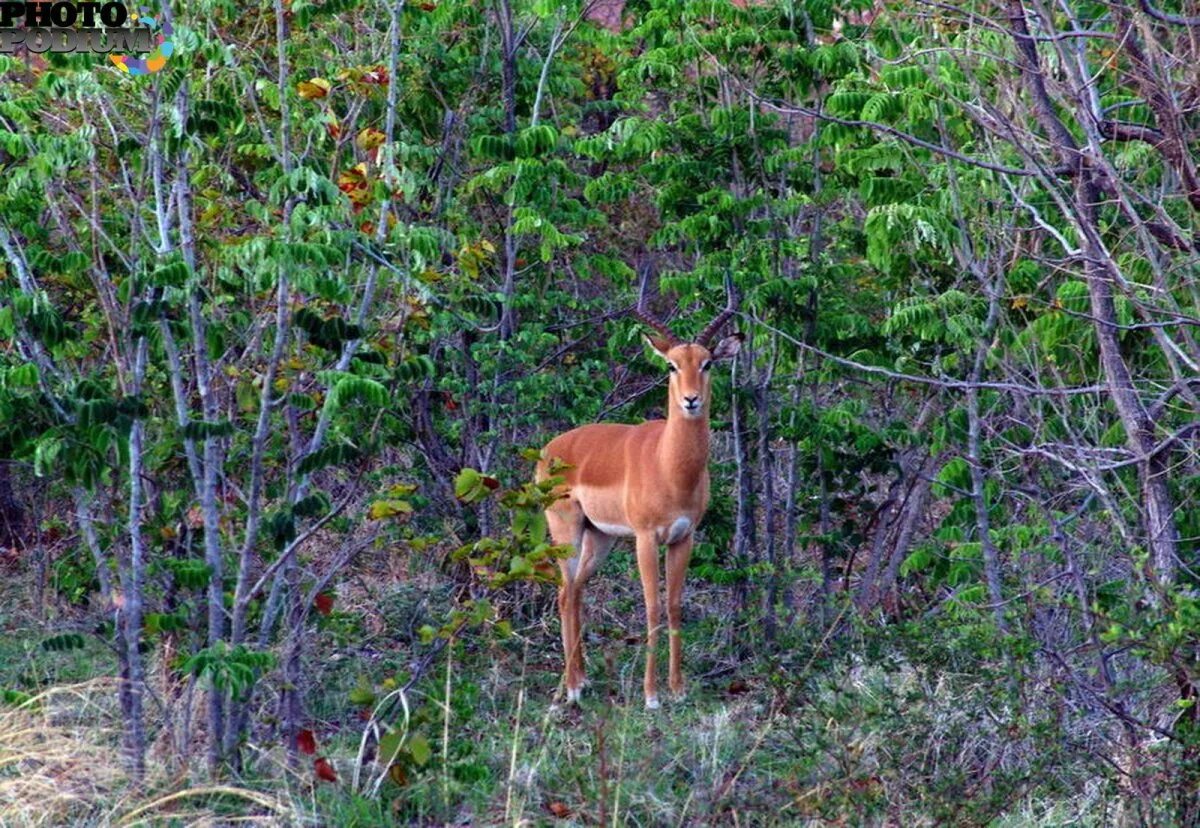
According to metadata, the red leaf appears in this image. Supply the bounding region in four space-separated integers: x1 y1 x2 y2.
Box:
314 592 335 616
481 475 500 491
362 65 389 85
297 729 317 755
314 756 338 783
548 801 572 818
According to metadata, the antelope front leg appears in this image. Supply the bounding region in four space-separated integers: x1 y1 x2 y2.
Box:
666 534 693 698
635 531 661 709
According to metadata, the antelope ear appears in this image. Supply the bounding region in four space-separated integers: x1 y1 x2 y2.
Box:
710 332 744 360
643 333 673 359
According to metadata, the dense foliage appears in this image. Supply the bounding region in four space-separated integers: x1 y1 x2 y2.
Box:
1 0 1198 823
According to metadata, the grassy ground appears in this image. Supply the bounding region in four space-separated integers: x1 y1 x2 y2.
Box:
0 555 1127 826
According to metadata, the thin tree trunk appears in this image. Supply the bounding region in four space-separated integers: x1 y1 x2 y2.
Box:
854 478 901 613
0 462 24 551
966 274 1006 633
879 455 938 616
74 489 113 606
1007 0 1180 589
497 0 519 341
781 381 800 618
757 346 778 640
173 79 228 776
281 555 305 769
118 337 150 781
225 0 298 763
816 448 833 626
730 348 754 615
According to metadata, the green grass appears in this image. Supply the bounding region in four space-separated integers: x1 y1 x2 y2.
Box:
0 578 115 692
0 564 1134 826
295 588 1119 827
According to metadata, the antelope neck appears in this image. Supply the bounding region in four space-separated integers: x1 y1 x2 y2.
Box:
658 404 710 485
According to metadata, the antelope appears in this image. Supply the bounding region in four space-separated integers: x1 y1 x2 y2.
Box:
535 280 742 708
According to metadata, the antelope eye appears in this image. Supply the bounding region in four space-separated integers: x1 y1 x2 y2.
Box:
667 363 678 373
701 361 712 372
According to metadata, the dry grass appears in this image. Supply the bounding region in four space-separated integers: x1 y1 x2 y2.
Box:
0 679 126 826
0 679 301 827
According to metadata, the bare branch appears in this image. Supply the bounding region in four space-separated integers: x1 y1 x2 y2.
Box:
631 257 679 345
696 269 737 347
1138 0 1200 26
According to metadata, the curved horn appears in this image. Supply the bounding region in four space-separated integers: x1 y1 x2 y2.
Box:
696 270 737 347
632 258 679 345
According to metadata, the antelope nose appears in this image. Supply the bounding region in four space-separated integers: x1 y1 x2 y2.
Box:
683 395 701 408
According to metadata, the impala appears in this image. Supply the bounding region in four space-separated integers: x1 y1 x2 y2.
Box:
535 285 741 708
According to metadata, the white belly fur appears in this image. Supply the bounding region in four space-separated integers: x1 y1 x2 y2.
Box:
589 519 636 538
571 489 693 544
586 517 693 544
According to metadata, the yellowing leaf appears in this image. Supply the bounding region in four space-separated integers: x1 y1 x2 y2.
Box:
357 127 386 152
338 164 368 191
348 680 375 706
338 164 372 208
298 78 331 99
369 499 414 520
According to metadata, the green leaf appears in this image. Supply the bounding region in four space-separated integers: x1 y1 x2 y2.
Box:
293 491 332 518
407 733 432 766
379 730 405 765
326 376 388 410
1 688 33 706
297 442 365 475
455 468 481 500
41 632 86 652
349 677 376 707
181 419 234 440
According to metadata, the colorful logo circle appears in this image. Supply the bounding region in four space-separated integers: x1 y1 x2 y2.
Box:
110 6 173 75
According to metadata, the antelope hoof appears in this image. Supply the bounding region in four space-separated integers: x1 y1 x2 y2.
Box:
644 695 660 710
566 686 582 705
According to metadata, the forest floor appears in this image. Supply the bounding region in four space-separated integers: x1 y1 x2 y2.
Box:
0 552 1126 826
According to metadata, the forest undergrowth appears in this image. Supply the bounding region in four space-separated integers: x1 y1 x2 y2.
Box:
0 543 1150 826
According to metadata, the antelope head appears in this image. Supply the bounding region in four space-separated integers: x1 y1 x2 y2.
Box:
634 270 743 420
